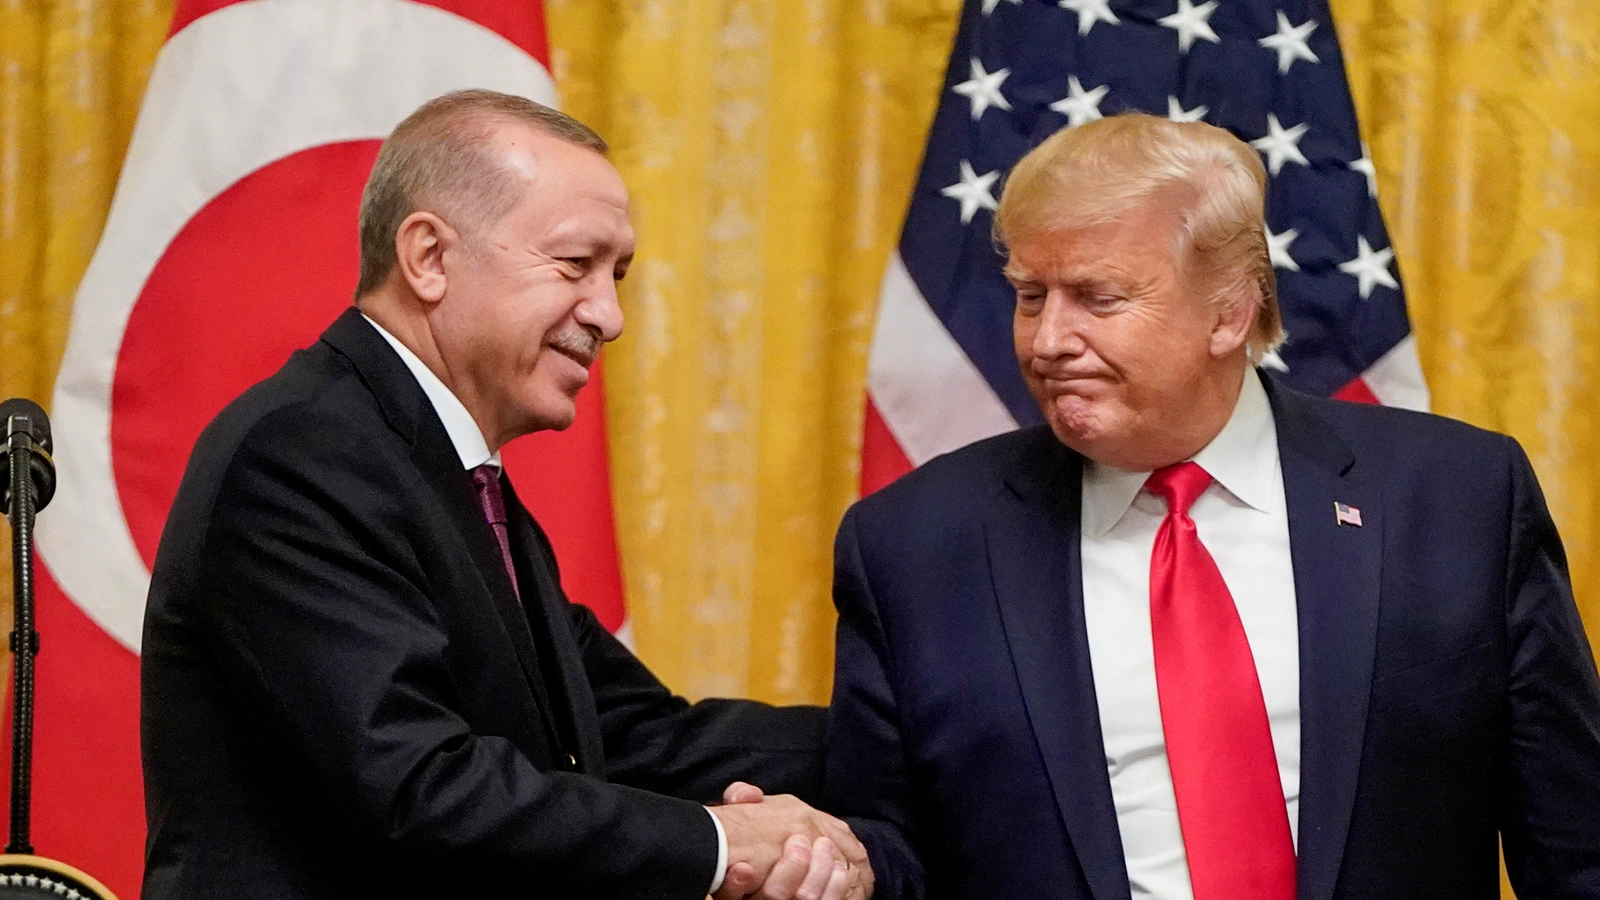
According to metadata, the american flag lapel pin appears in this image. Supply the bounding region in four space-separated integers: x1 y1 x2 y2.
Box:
1335 502 1363 527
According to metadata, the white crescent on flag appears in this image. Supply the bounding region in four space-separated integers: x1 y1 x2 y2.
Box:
41 0 554 653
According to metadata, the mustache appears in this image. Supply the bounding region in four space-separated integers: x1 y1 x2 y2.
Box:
548 326 603 367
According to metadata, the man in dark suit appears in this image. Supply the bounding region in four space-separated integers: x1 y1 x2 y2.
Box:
824 113 1600 900
142 90 869 900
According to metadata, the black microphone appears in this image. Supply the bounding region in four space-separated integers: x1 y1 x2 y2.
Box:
1 398 56 515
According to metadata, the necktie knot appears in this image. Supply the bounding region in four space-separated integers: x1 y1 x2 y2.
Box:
1145 461 1213 517
471 465 508 526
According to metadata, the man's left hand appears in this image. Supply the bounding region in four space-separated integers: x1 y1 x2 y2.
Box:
714 782 873 900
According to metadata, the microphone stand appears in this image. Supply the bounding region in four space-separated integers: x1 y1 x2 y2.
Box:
0 405 118 897
5 417 41 856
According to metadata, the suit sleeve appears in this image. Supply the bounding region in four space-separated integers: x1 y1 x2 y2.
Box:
824 506 927 900
568 595 827 805
1498 439 1600 897
196 409 718 899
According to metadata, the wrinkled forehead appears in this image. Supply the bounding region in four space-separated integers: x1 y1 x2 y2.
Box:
488 121 630 210
1005 193 1192 279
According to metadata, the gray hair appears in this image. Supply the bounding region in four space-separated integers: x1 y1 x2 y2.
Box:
355 89 608 297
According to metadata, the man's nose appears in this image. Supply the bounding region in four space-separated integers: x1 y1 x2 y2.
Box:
577 275 625 343
1032 294 1088 360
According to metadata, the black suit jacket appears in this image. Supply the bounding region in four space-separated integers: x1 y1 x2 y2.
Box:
142 308 825 899
824 374 1600 900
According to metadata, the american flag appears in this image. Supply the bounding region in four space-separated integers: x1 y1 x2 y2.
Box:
861 0 1429 493
1335 502 1364 527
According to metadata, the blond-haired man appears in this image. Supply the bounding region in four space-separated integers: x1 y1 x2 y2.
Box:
824 114 1600 900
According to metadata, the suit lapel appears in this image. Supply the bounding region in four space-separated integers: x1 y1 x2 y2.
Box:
431 459 567 752
320 308 566 754
987 430 1131 900
502 476 606 776
1264 377 1383 900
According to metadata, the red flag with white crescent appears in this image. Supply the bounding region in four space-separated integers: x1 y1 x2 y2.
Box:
24 2 627 894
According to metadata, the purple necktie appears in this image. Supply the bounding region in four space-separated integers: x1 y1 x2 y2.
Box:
470 465 519 599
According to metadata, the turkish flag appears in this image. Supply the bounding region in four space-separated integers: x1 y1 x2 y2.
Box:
22 2 626 895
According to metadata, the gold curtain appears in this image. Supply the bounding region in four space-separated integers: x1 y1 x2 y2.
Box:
1332 0 1600 647
549 0 1600 708
0 0 173 630
0 2 1596 894
545 0 960 702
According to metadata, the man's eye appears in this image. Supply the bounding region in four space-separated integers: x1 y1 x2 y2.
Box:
1015 291 1045 312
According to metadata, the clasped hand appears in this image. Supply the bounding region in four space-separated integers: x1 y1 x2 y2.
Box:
707 783 873 900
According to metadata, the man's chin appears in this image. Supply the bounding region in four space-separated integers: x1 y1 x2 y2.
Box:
539 406 578 432
1045 395 1101 435
538 416 575 433
1043 401 1123 465
516 395 579 435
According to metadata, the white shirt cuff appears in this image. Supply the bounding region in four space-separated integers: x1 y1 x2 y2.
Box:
707 807 730 894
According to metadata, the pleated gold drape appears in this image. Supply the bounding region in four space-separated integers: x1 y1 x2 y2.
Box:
1333 0 1600 647
555 0 1600 704
0 0 173 654
0 3 1597 892
547 0 963 703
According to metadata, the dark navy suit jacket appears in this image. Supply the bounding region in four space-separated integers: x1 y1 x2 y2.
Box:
825 374 1600 900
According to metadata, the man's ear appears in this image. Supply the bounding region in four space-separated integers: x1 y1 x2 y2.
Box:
394 211 452 304
1209 281 1258 359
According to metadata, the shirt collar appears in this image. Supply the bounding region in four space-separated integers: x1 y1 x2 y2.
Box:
1081 367 1279 538
362 314 500 471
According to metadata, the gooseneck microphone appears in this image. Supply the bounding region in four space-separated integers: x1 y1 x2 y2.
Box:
2 398 55 517
0 400 117 898
2 398 55 857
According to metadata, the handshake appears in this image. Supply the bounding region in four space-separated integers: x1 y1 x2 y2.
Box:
706 783 874 900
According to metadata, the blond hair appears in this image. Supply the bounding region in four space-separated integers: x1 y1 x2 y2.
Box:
355 89 608 297
994 114 1284 357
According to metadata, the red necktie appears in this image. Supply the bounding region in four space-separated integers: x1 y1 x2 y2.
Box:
471 464 520 599
1146 462 1295 900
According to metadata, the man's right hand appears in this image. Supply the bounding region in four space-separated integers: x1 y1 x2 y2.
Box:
707 787 872 900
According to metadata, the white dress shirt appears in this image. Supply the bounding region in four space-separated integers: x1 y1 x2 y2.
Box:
364 314 500 470
362 316 730 893
1080 367 1300 900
